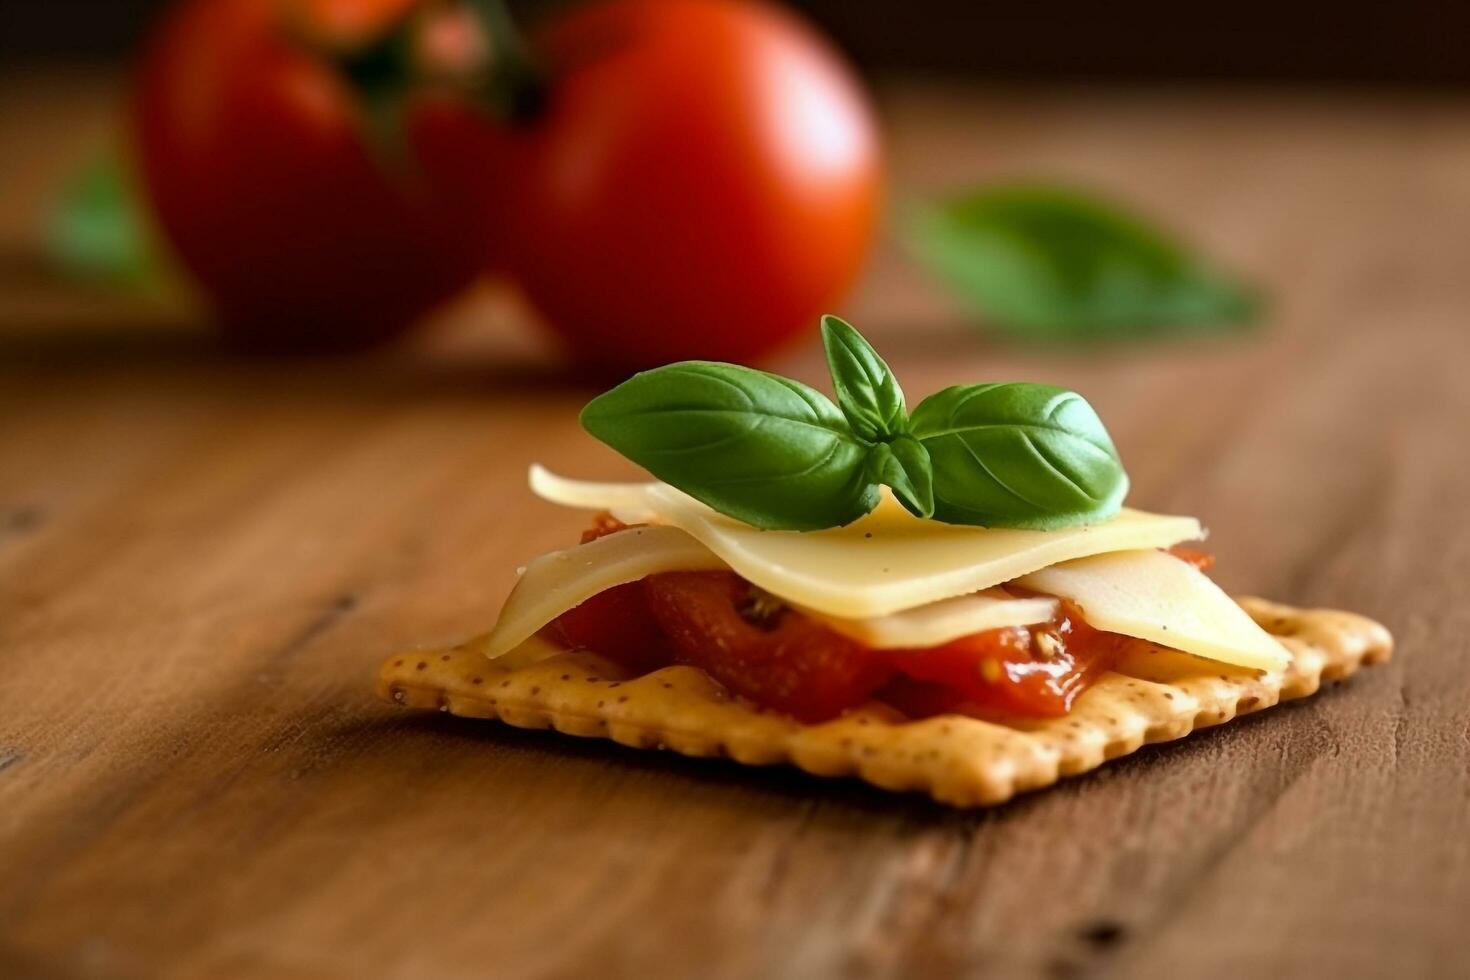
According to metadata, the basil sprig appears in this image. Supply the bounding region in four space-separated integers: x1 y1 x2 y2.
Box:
580 316 1127 531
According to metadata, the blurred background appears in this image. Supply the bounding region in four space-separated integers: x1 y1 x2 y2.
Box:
4 0 1466 83
0 0 1463 366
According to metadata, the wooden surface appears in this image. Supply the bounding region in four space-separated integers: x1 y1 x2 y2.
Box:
3 73 1469 979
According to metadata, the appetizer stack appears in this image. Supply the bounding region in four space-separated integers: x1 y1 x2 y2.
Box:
378 318 1391 806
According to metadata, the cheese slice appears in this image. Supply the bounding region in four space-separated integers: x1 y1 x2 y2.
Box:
484 496 1279 673
528 468 661 523
484 524 1059 658
1016 549 1290 671
484 525 727 660
530 466 1203 619
796 591 1058 649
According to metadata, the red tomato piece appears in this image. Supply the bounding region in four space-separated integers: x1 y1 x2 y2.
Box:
580 512 634 543
541 514 668 672
540 581 672 674
547 521 1130 721
871 674 967 720
1166 546 1216 572
644 571 894 722
887 603 1124 718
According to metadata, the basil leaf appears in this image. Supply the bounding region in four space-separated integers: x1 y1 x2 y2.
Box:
580 362 878 531
865 435 933 519
45 149 159 287
907 184 1259 341
910 383 1127 528
821 314 907 442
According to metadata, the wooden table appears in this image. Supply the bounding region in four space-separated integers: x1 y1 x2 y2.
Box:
2 72 1468 979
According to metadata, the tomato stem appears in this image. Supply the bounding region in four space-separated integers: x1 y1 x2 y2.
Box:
463 0 546 121
292 0 546 155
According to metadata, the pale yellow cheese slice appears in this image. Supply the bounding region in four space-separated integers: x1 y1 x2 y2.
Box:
795 591 1058 649
484 525 726 660
1015 549 1291 671
528 467 661 523
484 526 1059 658
530 466 1203 619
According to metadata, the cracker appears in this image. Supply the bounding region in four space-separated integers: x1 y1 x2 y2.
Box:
376 598 1392 807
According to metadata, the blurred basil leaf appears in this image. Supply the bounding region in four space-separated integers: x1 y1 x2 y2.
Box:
907 184 1260 341
45 149 159 287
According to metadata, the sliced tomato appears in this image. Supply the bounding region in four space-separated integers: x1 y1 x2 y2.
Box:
540 582 670 674
540 514 667 672
871 674 967 719
887 603 1123 718
580 512 634 543
1166 546 1216 572
644 571 894 722
544 519 1136 721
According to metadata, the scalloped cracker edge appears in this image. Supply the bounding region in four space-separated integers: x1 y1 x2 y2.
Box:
376 597 1391 807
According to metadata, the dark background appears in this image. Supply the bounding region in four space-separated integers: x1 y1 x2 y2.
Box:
2 0 1466 85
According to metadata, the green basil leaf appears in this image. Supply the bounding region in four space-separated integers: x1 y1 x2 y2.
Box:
44 148 159 287
910 383 1127 528
865 435 934 519
821 314 907 442
907 184 1260 341
580 362 878 531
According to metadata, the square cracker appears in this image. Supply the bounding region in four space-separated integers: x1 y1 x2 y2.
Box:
376 598 1391 807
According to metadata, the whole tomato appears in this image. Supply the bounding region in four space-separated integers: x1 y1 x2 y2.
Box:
131 0 500 350
504 0 883 371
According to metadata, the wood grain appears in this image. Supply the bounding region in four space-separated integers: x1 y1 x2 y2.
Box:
2 74 1467 979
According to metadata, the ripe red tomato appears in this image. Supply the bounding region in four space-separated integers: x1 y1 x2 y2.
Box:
131 0 498 350
504 0 882 370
